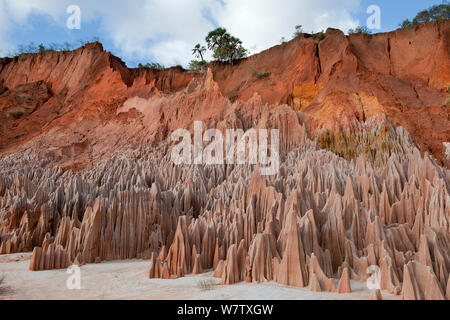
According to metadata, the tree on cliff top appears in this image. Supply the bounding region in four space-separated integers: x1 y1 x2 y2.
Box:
192 43 206 62
400 1 449 28
205 28 248 64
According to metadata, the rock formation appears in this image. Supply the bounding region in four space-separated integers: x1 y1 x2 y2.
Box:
337 268 352 293
369 289 383 300
0 21 449 300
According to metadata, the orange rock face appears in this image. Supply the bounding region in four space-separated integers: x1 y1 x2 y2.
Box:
337 268 352 294
0 22 449 300
369 289 383 300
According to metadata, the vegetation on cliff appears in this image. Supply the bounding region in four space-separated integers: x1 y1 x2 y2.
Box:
400 1 449 28
137 62 165 70
348 26 371 34
12 38 100 56
205 28 248 64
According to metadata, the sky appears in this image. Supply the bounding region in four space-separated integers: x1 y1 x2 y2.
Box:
0 0 444 68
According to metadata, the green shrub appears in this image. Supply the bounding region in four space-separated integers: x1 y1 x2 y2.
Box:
189 60 207 72
348 26 371 34
400 19 414 28
249 66 270 80
6 107 25 119
445 96 450 106
312 31 326 42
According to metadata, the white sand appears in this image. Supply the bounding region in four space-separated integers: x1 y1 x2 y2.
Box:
0 253 400 300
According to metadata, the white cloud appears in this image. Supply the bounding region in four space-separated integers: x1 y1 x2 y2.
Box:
0 0 361 65
93 0 216 66
0 1 14 56
214 0 361 55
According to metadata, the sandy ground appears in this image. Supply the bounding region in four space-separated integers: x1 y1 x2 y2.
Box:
0 253 400 300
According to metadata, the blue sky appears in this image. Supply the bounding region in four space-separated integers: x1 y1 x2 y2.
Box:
358 0 443 31
0 0 444 68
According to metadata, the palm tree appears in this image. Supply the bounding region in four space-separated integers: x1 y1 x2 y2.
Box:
192 43 206 62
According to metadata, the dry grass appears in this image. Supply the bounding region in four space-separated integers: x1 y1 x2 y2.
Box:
317 125 407 166
197 278 221 291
